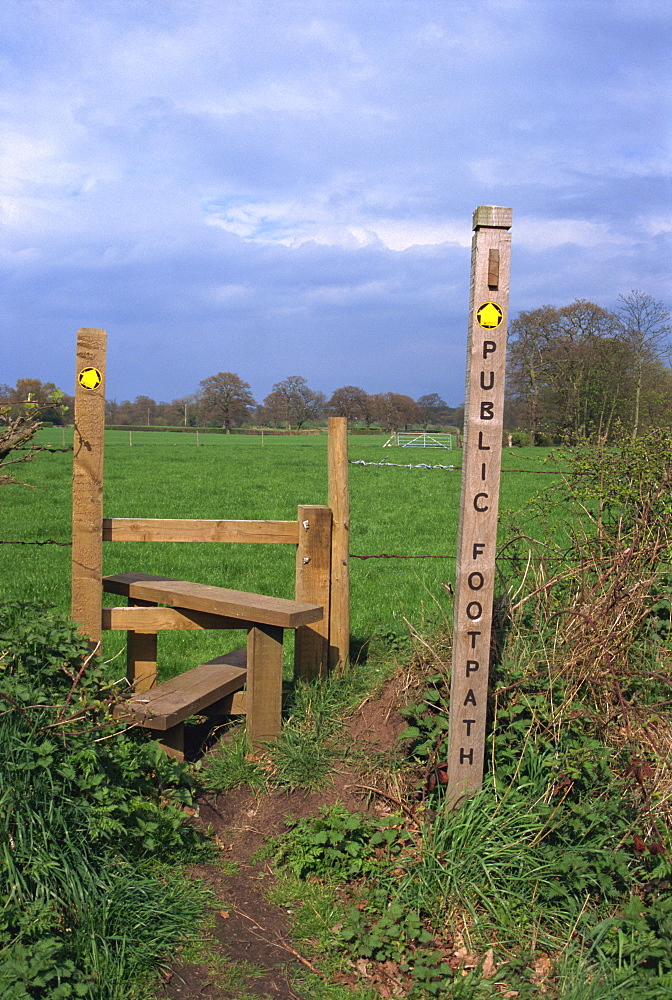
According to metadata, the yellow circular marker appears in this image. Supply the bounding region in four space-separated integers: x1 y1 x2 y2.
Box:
476 302 504 329
78 367 102 390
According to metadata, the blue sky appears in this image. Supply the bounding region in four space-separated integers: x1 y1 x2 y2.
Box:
2 0 670 406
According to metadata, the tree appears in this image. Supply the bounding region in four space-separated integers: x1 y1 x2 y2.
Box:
507 306 561 441
616 291 671 442
262 376 325 430
326 386 372 425
198 372 256 432
506 299 642 443
372 393 418 433
6 379 72 425
416 393 449 429
167 395 199 427
508 296 672 444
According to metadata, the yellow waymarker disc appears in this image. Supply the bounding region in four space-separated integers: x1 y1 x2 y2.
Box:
476 302 503 329
78 367 102 390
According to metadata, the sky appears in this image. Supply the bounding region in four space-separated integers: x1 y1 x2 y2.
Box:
1 0 670 407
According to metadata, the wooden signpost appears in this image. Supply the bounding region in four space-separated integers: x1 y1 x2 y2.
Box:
447 206 512 806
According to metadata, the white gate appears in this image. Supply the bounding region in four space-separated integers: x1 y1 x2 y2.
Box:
389 432 454 449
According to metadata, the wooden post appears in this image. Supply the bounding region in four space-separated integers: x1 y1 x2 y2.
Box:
447 206 512 806
328 417 350 671
127 633 158 692
294 504 332 680
160 723 185 761
71 328 107 645
246 624 284 743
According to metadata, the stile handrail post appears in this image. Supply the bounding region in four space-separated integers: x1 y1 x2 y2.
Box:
294 504 332 680
328 416 350 670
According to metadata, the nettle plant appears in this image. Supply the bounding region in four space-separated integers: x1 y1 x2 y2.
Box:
268 806 453 996
0 601 208 997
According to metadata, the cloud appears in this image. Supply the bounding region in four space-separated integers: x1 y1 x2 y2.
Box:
1 0 670 407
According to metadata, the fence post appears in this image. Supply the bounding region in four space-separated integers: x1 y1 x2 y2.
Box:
71 328 107 645
328 417 350 670
294 504 332 680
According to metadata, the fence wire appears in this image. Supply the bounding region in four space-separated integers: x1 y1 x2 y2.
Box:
350 460 560 474
350 459 459 470
0 539 72 546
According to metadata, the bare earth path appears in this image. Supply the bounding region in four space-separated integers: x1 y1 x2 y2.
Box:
159 681 407 1000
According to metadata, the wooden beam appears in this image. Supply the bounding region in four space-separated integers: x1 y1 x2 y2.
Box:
328 417 350 671
447 206 512 806
103 517 299 544
102 573 324 628
294 504 332 680
71 328 107 645
102 606 250 632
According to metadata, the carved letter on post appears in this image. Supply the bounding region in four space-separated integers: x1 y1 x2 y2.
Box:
447 206 512 806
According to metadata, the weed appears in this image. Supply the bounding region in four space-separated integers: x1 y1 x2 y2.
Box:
268 805 409 882
0 601 212 997
197 726 267 793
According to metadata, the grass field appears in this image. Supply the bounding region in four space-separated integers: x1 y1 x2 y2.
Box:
1 429 556 678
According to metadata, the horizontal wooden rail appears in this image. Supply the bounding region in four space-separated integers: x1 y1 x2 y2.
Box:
102 606 246 632
102 517 300 544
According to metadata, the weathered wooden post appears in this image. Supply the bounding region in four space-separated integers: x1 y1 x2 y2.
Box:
71 328 107 645
328 416 350 671
294 504 332 680
447 206 512 806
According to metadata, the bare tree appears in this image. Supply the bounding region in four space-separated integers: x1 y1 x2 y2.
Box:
326 386 371 425
372 392 418 433
416 393 448 429
1 389 68 486
262 376 325 430
198 372 256 432
616 291 671 442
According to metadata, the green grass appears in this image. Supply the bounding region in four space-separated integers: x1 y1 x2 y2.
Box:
0 428 556 678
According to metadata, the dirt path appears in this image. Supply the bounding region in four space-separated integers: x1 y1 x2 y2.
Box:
159 680 407 999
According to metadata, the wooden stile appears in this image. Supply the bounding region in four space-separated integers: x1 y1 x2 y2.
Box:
71 328 107 644
127 631 158 693
328 417 350 671
102 605 248 632
71 327 350 748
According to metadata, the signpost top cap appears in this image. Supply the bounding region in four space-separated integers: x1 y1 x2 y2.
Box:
472 206 512 231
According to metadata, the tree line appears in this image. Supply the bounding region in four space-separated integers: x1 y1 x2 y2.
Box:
105 379 463 433
0 376 461 434
3 289 669 442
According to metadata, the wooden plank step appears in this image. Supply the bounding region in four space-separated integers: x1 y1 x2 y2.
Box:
103 573 323 628
113 649 247 730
